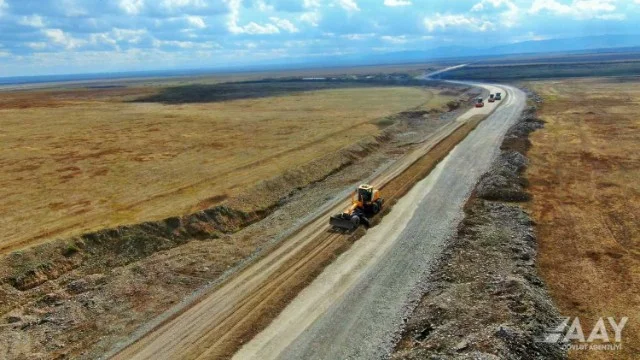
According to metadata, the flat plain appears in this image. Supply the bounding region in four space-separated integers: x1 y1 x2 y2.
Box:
527 77 640 359
0 83 447 253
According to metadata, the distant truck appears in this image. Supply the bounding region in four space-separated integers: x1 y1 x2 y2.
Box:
495 92 502 100
475 97 485 108
488 94 495 103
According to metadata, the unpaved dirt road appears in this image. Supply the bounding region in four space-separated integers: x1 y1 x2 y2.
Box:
235 84 525 360
110 82 512 360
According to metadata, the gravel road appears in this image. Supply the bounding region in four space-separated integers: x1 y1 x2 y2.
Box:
234 84 526 360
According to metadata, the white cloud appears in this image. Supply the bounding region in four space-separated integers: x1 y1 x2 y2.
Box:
90 33 118 47
112 28 147 43
230 21 280 35
254 0 274 12
384 0 411 7
304 0 321 8
336 0 359 12
19 15 45 28
27 42 48 50
161 0 206 9
226 0 285 35
187 15 206 28
270 17 299 33
381 35 408 44
201 41 221 49
472 0 520 28
343 33 375 40
529 0 622 20
284 40 313 47
472 0 516 12
118 0 144 15
597 13 626 20
152 39 220 50
43 29 86 49
242 41 258 49
153 40 196 48
61 0 89 17
300 11 321 26
424 13 495 32
530 0 578 15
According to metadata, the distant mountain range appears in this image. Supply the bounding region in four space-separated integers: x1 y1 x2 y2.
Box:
327 35 640 66
3 35 640 85
238 35 640 72
489 35 640 55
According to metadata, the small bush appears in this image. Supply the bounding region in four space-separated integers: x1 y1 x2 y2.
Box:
62 244 80 257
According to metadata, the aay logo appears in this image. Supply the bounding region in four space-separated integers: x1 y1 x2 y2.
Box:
539 317 628 351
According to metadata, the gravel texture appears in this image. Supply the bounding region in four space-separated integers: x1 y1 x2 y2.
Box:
393 102 567 360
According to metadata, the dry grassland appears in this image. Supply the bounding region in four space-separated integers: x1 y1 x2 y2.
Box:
527 77 640 359
0 85 441 253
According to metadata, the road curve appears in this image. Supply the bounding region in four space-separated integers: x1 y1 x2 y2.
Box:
109 80 512 360
234 83 526 360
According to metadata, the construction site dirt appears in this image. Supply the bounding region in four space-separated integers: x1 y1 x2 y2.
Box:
0 81 484 359
392 101 566 360
110 91 496 360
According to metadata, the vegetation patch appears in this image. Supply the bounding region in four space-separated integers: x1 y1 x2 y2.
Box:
440 61 640 81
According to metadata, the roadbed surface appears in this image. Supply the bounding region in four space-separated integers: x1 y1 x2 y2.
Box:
235 84 526 360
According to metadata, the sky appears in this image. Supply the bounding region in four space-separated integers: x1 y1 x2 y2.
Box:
1 0 640 77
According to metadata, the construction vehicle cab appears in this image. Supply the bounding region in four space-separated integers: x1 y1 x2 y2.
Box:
330 184 384 231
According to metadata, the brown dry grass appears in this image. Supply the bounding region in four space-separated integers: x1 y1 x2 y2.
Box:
526 77 640 359
0 85 448 253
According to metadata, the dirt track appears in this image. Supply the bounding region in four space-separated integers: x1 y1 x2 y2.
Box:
110 84 507 360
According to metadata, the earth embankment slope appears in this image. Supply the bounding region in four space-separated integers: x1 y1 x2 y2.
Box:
1 82 476 359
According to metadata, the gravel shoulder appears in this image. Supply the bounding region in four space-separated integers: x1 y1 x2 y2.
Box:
393 101 567 360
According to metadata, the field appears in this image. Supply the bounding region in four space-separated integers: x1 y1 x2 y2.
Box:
0 82 452 253
439 58 640 81
526 78 640 359
0 62 444 91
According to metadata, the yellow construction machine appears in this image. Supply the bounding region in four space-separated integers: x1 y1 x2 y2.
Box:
329 184 384 230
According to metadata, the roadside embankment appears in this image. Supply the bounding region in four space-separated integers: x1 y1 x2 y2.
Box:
0 85 480 359
112 103 491 360
393 102 567 359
